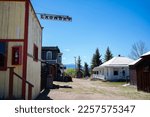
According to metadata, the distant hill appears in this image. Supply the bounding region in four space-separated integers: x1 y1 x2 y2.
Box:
65 64 75 69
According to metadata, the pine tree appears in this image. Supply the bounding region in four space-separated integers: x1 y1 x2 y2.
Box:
76 56 83 78
95 48 102 65
84 62 90 77
104 47 113 62
77 56 81 71
91 48 102 69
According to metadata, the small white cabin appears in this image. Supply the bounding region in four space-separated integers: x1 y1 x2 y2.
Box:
93 56 134 81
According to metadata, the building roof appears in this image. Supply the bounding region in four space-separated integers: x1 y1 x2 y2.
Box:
42 46 60 52
93 56 134 71
129 58 142 66
141 51 150 57
129 51 150 66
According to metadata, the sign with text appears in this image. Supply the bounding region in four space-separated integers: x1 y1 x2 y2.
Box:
39 13 72 22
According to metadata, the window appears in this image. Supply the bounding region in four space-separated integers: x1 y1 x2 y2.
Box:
46 51 52 60
114 71 118 76
33 44 38 61
0 42 7 70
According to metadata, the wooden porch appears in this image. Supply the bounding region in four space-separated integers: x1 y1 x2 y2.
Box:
7 67 34 100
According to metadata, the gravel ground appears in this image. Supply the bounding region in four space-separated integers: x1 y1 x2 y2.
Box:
46 78 150 100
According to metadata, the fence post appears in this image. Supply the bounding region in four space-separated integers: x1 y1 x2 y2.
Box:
8 67 15 99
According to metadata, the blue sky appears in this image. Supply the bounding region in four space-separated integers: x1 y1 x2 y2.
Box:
31 0 150 65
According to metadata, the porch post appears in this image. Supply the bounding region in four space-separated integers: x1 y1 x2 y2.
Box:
28 85 32 100
8 67 15 99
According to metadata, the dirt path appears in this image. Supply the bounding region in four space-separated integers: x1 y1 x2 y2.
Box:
48 78 150 100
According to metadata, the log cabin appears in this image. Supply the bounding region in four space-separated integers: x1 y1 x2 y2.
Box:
0 0 42 99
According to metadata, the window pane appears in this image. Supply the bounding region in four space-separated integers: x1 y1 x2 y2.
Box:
0 42 7 68
46 51 52 60
114 71 118 76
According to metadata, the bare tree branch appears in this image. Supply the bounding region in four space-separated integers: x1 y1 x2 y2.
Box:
130 41 147 60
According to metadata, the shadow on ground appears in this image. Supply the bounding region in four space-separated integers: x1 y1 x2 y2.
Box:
35 84 72 100
35 89 53 100
51 84 72 89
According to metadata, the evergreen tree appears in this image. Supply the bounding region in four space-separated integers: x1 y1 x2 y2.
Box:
91 48 102 69
77 56 82 71
76 56 83 78
84 62 90 77
104 47 113 62
91 54 96 69
95 48 102 65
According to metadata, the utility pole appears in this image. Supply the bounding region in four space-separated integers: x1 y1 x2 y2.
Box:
74 56 76 78
74 56 76 70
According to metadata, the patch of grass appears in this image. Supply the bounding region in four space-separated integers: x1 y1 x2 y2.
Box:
91 80 150 99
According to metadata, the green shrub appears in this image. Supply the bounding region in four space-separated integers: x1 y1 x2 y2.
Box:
65 68 76 78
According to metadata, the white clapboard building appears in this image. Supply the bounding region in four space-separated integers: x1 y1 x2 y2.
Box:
93 56 134 81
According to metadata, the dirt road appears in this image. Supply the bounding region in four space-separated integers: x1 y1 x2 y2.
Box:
48 78 150 100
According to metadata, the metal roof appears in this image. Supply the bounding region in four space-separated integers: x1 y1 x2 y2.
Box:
129 51 150 66
93 56 134 71
129 58 142 66
141 51 150 57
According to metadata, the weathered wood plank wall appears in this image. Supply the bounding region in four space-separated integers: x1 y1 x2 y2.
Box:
26 3 42 99
0 1 25 39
